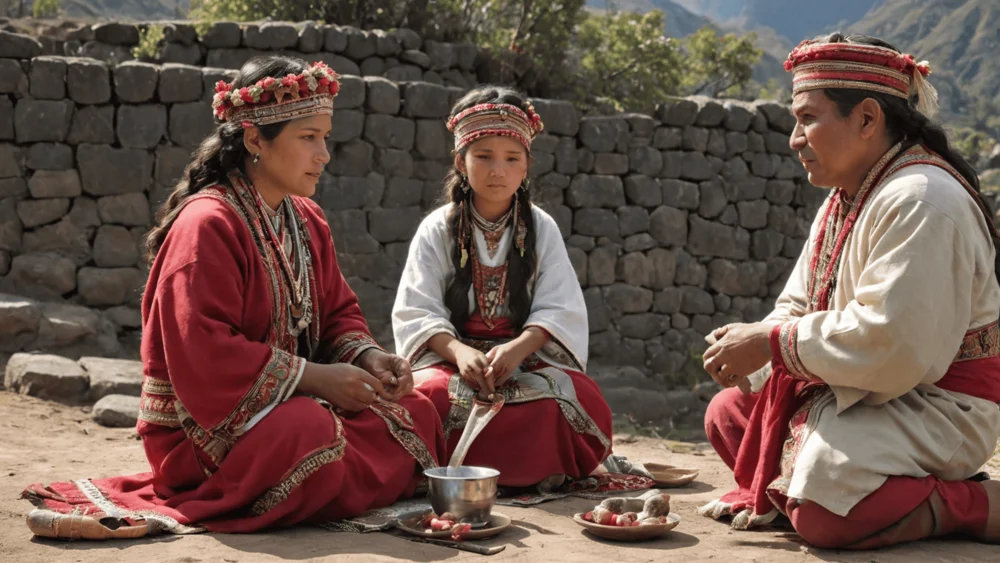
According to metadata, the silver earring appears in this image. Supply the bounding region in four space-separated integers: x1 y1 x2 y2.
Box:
460 174 470 193
253 153 260 166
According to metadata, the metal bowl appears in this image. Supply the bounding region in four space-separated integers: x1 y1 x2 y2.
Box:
423 466 500 527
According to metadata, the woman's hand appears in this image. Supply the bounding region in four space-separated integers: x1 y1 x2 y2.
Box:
485 342 525 388
702 323 774 389
298 362 386 412
356 349 413 401
454 344 493 395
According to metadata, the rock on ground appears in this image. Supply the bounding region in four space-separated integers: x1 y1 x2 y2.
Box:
79 356 142 401
3 353 87 403
91 393 139 428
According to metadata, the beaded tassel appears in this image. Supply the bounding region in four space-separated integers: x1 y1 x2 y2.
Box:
457 198 470 269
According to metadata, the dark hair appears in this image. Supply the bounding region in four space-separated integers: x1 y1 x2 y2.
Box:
143 56 308 264
442 86 538 330
817 33 1000 284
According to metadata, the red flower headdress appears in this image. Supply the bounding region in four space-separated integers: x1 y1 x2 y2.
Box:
212 61 341 127
784 40 938 117
447 101 545 152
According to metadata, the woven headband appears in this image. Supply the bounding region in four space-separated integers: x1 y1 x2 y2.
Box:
447 102 544 152
785 40 938 117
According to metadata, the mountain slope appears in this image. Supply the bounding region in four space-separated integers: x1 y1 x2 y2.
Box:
59 0 183 19
586 0 791 88
585 0 717 37
736 0 878 43
672 0 743 23
846 0 1000 111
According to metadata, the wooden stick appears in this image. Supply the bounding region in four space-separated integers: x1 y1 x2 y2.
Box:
398 535 506 555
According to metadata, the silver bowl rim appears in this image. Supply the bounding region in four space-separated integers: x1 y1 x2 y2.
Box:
423 466 500 480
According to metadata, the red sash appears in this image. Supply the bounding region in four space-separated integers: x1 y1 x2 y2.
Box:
715 146 1000 525
720 322 1000 524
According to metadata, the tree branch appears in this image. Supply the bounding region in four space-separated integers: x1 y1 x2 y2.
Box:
509 0 534 49
603 57 642 82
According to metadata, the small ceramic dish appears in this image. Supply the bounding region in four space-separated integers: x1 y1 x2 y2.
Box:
396 512 512 540
572 512 681 541
644 463 699 488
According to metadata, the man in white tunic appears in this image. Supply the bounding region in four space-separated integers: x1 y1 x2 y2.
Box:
699 33 1000 548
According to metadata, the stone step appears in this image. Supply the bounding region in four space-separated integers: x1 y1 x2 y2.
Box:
4 351 142 404
0 293 131 381
4 353 88 403
80 356 142 401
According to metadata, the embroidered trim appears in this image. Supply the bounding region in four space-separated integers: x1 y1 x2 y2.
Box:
250 413 346 516
442 398 468 444
178 349 304 464
471 251 509 329
157 180 324 464
766 387 829 499
331 331 382 364
804 143 998 317
193 183 321 357
445 363 611 452
772 321 815 381
447 102 543 152
806 143 904 312
138 377 181 428
955 321 1000 362
72 479 203 534
794 77 907 99
235 95 334 126
141 377 174 395
138 396 180 427
368 400 438 471
785 40 930 100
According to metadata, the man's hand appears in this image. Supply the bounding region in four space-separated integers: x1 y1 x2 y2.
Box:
357 349 413 401
702 323 774 389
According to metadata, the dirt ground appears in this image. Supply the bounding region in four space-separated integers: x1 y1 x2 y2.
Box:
0 391 996 563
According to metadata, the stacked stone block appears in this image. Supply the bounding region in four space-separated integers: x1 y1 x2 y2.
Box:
6 21 482 90
0 31 825 387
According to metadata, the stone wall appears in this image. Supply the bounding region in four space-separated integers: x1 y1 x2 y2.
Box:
3 21 483 89
0 29 826 405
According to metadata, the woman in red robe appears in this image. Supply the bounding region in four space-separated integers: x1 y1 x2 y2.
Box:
22 56 446 540
392 87 613 487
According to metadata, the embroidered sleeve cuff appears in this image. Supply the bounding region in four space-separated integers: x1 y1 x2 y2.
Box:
523 322 585 371
138 377 180 428
237 354 307 436
331 330 383 364
770 321 817 382
408 326 459 364
177 348 304 464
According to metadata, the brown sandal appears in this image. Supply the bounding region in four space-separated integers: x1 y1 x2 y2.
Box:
27 509 150 541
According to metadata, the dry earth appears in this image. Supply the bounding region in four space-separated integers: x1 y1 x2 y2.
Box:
1 392 996 563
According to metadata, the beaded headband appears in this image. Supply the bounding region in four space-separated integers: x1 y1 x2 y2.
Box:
212 61 340 126
785 40 938 117
447 102 545 152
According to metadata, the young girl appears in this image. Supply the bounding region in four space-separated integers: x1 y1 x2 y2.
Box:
393 86 613 487
23 56 445 540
